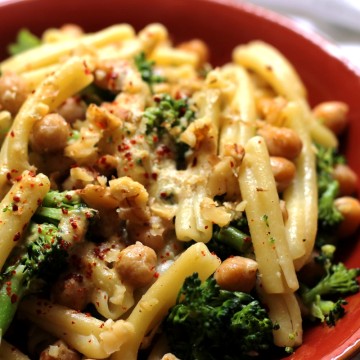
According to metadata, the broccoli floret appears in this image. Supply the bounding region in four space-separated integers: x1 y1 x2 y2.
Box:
0 190 97 336
8 28 41 55
164 273 274 360
315 144 345 246
300 245 360 326
134 52 165 91
143 94 195 166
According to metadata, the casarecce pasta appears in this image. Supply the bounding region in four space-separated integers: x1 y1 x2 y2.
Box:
0 23 359 360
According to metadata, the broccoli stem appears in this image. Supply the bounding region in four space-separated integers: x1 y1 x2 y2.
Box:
214 226 252 254
0 190 97 337
41 190 82 208
318 180 343 227
0 265 25 334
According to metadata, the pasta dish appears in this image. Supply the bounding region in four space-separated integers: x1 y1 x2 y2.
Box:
0 23 359 360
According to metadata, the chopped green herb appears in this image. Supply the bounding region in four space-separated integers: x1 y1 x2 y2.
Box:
261 214 269 227
134 52 165 90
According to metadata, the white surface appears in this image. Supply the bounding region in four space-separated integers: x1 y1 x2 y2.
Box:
243 0 360 69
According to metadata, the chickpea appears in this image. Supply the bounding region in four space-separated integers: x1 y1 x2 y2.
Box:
256 96 287 126
60 24 84 38
116 242 157 288
313 101 349 135
40 340 81 360
214 256 258 292
177 39 209 66
52 273 89 311
334 196 360 239
127 220 165 252
270 156 296 192
257 125 303 159
0 72 29 115
332 163 358 196
57 96 86 124
31 113 70 153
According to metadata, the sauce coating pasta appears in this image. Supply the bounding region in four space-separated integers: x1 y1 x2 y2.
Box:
0 23 359 360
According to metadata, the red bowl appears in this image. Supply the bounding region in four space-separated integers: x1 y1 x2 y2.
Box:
1 0 360 359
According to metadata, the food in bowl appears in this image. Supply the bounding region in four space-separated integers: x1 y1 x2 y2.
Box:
0 18 359 360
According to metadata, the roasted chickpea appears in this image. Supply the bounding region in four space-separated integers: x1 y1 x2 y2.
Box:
313 101 349 135
332 163 358 196
177 39 209 66
334 197 360 239
214 256 258 292
116 242 157 288
257 125 303 159
31 113 70 153
51 273 89 311
127 220 165 252
57 96 86 124
40 340 81 360
0 72 29 115
60 24 84 38
270 156 296 192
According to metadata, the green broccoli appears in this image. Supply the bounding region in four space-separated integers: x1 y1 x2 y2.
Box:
316 144 344 225
315 144 345 246
143 94 195 166
0 190 97 336
134 52 165 90
164 273 274 360
8 28 41 56
300 245 360 326
205 225 252 261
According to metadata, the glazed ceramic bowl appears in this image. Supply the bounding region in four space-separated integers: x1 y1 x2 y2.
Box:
1 0 360 358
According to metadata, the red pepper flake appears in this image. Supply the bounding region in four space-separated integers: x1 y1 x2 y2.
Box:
6 172 12 181
144 172 149 179
62 208 69 215
69 218 78 229
117 142 130 152
11 294 18 304
99 156 107 165
83 60 91 75
151 173 158 180
13 195 20 202
201 251 206 256
156 144 171 157
6 281 11 296
152 135 159 143
65 194 73 201
10 131 15 137
130 139 137 145
205 225 209 229
153 272 159 279
13 232 21 242
12 204 18 211
124 152 132 160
